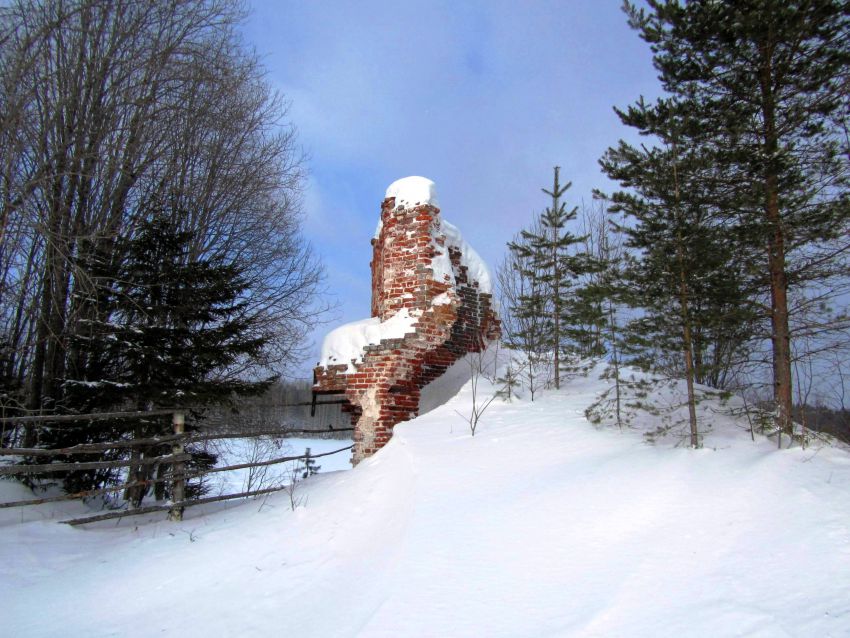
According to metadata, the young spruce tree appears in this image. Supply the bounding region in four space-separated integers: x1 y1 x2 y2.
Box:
508 167 591 389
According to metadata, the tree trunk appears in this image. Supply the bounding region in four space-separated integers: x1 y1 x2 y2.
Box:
607 298 622 429
758 37 794 444
553 242 560 390
672 140 700 448
767 201 793 443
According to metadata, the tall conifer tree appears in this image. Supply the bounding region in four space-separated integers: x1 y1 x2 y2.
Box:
601 98 757 447
623 0 850 440
51 216 275 498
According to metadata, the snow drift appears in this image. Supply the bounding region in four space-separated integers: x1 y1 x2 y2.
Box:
2 360 850 637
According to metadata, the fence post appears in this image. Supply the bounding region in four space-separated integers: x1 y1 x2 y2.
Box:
168 411 185 522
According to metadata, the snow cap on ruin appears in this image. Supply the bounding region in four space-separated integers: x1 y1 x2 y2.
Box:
385 176 440 210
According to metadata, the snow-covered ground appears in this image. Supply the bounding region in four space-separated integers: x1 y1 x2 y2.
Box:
3 361 850 637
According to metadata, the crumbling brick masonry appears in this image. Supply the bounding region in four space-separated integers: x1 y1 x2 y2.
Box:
313 177 499 464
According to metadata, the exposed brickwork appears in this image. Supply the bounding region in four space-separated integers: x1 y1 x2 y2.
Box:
314 192 500 464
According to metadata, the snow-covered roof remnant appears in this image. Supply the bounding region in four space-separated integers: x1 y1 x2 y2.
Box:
319 308 420 372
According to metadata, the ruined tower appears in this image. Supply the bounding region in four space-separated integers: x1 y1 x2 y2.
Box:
312 177 499 464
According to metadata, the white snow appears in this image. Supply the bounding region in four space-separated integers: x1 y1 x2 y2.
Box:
432 218 493 293
431 291 453 306
385 175 439 209
319 308 419 371
4 358 850 637
417 353 478 416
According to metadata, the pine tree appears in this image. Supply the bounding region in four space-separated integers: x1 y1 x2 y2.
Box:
300 448 321 479
600 98 757 448
495 362 522 402
623 0 850 441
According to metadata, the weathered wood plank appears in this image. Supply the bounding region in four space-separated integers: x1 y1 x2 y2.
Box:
0 452 191 476
60 483 315 526
0 445 354 508
0 426 354 457
0 409 177 425
197 444 353 476
0 434 184 456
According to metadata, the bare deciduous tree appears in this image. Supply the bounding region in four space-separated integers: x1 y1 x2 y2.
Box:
455 349 499 437
0 0 327 429
497 221 552 402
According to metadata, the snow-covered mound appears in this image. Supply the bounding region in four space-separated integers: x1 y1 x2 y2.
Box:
374 175 439 239
3 360 850 637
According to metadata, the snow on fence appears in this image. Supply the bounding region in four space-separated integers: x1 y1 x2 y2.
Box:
0 409 353 526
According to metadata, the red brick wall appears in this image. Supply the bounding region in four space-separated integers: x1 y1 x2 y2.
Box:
315 195 499 464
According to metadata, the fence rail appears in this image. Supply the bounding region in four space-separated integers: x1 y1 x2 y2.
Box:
0 409 178 425
58 484 311 527
0 425 354 457
0 452 191 476
0 409 354 525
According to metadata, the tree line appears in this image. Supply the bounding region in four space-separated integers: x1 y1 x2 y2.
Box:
0 0 326 498
499 0 849 448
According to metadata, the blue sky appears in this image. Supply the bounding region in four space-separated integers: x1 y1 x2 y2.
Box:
242 1 661 377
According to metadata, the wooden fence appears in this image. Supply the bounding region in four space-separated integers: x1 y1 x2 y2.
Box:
0 409 353 526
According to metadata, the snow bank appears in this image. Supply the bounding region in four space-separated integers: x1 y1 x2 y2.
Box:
319 308 419 371
3 363 850 637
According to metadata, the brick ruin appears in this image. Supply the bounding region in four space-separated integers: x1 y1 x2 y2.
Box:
312 177 500 464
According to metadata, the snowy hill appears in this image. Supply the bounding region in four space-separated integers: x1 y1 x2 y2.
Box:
3 361 850 637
